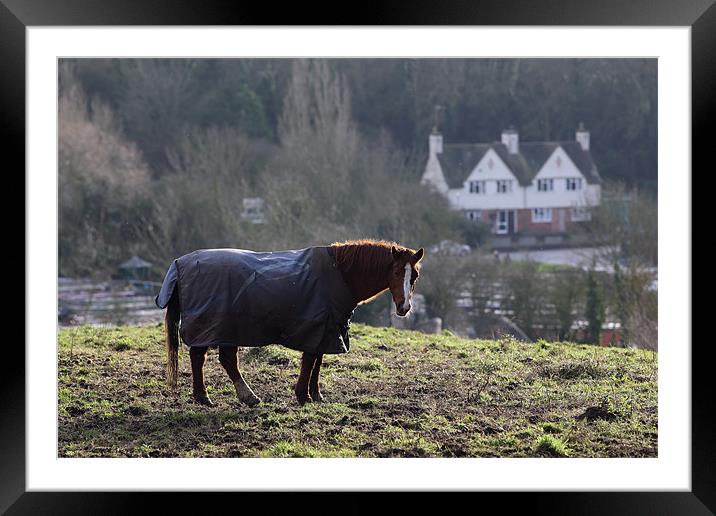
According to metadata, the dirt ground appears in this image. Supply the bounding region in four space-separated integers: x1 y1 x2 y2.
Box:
58 323 657 458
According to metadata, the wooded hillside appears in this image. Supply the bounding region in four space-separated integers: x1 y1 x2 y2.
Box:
59 58 657 278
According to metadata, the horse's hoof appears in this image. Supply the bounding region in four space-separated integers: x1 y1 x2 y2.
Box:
310 390 324 403
241 395 261 408
194 395 214 406
234 382 261 408
296 392 312 406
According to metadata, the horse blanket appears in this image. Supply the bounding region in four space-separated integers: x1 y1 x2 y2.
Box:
155 246 357 354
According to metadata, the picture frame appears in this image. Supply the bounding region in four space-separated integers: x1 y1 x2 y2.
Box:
6 0 710 512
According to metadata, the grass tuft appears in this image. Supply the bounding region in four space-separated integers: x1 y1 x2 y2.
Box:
536 435 570 457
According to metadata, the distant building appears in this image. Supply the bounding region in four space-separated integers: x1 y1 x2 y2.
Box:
572 320 624 347
421 123 602 248
118 255 152 281
241 197 266 224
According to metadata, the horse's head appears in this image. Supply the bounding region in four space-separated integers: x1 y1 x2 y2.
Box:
388 246 424 317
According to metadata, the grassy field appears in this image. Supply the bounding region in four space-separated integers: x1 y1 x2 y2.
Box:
58 323 657 458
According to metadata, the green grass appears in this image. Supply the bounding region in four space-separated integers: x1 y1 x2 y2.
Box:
58 323 657 458
536 434 570 457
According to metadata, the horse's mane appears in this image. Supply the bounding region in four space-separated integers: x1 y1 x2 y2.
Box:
330 239 418 274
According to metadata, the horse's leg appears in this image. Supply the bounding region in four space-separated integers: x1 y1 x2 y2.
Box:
295 352 316 405
309 354 324 402
218 346 261 407
189 346 213 406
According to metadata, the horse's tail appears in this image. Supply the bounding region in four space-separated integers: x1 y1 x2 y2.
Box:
165 291 180 390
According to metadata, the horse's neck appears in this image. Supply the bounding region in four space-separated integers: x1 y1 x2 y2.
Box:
333 245 390 304
346 273 388 305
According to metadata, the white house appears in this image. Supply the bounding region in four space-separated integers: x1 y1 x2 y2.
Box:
421 124 601 240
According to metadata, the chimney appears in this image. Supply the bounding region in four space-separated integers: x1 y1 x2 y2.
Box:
501 126 519 154
429 126 443 156
576 121 590 151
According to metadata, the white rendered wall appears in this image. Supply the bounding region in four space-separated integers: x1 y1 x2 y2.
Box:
421 153 450 194
524 146 592 209
455 148 524 210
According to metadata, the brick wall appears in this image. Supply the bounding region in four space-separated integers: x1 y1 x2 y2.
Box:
516 208 574 235
477 208 586 236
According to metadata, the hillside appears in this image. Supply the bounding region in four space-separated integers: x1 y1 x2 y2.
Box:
58 323 657 458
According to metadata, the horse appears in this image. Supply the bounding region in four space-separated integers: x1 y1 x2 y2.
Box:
156 239 424 407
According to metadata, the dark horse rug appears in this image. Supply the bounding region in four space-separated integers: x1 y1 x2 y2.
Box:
155 246 357 354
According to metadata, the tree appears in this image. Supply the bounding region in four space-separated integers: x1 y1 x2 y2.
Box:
419 254 465 329
583 182 658 347
58 57 659 292
504 260 544 340
584 268 605 345
153 125 256 257
549 268 585 341
259 59 464 252
119 59 200 171
462 252 502 336
458 218 491 248
262 59 359 238
58 63 152 277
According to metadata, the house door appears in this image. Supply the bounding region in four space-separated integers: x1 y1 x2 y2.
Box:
496 210 515 235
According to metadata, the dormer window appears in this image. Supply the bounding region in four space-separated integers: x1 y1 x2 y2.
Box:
566 178 583 191
537 178 554 192
496 180 512 194
468 180 486 194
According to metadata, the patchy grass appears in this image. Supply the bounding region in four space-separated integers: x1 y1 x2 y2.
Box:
536 434 570 457
58 323 657 458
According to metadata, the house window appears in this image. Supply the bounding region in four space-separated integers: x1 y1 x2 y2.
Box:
468 181 485 194
532 208 552 223
465 210 482 221
571 206 591 221
566 178 583 191
496 180 512 193
537 178 554 192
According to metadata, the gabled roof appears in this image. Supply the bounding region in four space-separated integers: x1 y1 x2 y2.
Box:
436 140 601 189
436 144 492 189
561 141 601 185
492 144 534 186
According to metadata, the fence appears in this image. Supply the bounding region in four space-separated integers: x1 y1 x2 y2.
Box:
58 278 163 326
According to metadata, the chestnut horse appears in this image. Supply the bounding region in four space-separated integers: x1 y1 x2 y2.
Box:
163 239 424 407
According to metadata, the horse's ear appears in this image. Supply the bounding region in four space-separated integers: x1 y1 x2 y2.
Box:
412 248 424 264
391 246 401 261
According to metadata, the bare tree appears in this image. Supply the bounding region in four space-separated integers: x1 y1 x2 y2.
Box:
419 253 466 330
583 182 658 348
59 63 152 277
271 59 359 224
584 268 605 345
549 268 586 341
462 252 502 336
120 59 199 171
503 260 545 340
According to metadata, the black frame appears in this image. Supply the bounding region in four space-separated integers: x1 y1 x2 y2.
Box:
5 0 711 513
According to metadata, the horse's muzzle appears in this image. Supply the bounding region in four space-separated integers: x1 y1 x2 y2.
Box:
396 304 411 317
